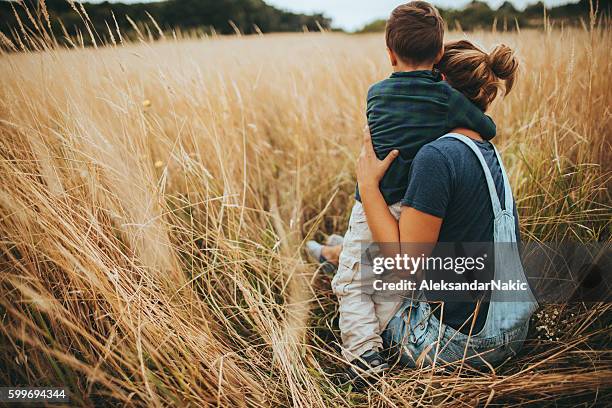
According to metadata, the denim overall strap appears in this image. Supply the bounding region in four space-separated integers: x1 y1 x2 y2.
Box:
492 144 515 216
440 134 503 217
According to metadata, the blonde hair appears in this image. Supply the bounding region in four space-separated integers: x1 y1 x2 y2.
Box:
437 40 519 111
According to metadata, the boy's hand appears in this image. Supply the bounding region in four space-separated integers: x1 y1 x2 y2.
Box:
356 126 399 189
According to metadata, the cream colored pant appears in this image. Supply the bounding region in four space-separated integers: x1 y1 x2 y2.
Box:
331 201 403 361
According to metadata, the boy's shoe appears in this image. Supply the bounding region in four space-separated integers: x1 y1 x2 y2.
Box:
346 349 389 388
306 234 344 274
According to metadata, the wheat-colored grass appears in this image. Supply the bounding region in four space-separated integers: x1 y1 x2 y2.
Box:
0 10 610 407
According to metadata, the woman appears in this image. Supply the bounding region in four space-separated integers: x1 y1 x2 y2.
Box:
314 40 537 370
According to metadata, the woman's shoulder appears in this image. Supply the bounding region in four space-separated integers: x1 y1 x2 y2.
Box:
427 136 493 155
419 136 494 172
411 141 457 179
421 136 467 158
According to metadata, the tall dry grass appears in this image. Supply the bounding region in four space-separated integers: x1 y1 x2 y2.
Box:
0 6 611 407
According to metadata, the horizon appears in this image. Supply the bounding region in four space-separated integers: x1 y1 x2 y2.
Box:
84 0 580 31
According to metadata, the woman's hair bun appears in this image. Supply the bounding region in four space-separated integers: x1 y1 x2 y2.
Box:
488 44 519 92
437 40 519 111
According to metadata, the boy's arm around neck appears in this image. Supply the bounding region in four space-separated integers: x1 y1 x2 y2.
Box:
446 87 497 140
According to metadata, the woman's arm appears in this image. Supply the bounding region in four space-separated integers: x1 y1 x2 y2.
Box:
358 182 401 243
356 128 443 247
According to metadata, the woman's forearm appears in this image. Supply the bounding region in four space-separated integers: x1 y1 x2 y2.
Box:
359 183 400 244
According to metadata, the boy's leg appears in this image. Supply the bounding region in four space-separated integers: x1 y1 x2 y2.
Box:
337 285 381 360
332 201 381 361
372 203 404 330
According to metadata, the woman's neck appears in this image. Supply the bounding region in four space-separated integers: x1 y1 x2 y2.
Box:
451 127 484 141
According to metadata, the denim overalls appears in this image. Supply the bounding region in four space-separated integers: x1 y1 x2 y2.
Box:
382 133 538 368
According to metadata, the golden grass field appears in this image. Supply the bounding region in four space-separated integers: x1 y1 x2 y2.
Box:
0 11 611 407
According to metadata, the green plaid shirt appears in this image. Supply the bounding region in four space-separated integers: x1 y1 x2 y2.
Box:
356 70 496 204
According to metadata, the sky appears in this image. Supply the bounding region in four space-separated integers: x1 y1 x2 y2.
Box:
264 0 575 31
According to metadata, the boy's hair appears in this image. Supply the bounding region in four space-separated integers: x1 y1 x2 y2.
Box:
437 40 519 111
385 1 445 65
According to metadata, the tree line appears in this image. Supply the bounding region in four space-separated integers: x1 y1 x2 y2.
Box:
359 0 611 33
0 0 332 45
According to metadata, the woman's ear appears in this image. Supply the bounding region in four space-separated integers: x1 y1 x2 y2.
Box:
387 47 398 67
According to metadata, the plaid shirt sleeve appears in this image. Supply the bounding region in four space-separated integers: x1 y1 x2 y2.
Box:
447 88 497 140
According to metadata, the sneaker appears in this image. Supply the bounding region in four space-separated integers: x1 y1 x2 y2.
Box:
306 234 344 274
346 349 389 388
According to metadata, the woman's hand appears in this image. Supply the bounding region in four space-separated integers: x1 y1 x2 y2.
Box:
356 126 399 190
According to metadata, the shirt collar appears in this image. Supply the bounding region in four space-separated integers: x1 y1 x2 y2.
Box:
390 69 442 81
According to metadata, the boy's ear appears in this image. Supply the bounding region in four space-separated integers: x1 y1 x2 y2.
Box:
433 45 445 64
387 47 398 67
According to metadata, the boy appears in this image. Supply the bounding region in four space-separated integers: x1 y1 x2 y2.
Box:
329 1 496 381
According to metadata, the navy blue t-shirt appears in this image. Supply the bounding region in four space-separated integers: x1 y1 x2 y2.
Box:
401 136 520 333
